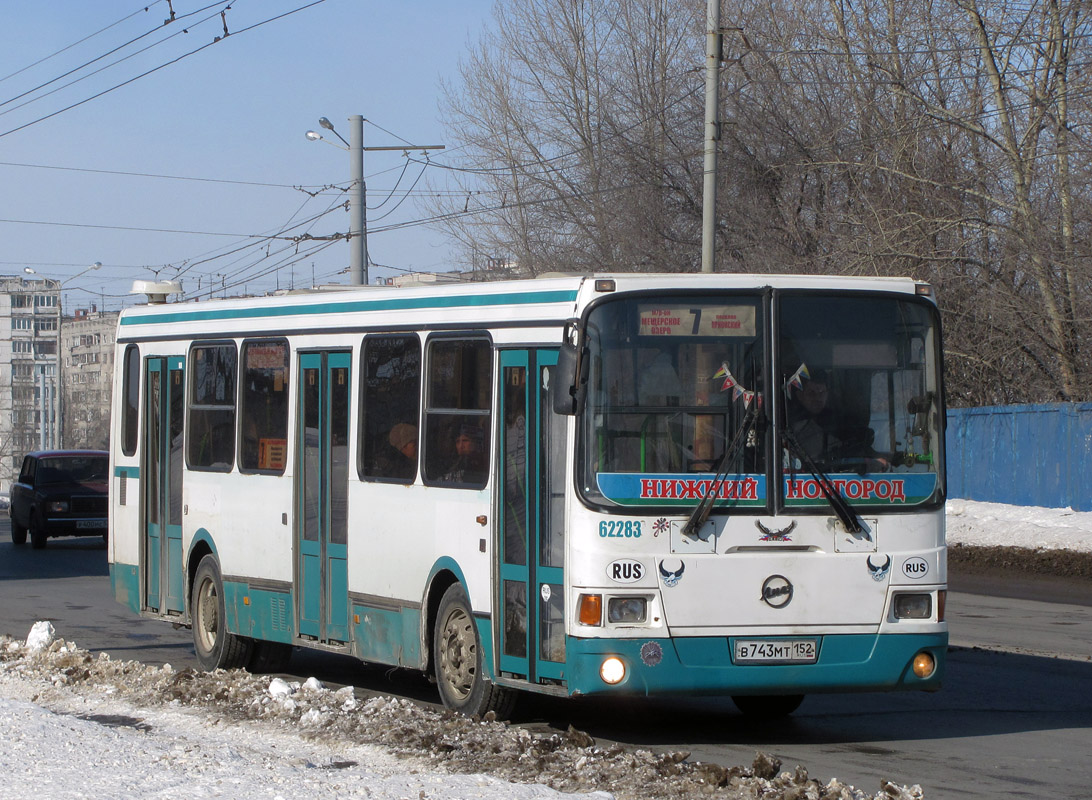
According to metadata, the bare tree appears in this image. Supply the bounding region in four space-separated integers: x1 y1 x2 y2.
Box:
435 0 1092 403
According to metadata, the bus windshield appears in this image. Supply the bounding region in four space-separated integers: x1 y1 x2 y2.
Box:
778 293 943 508
580 294 767 508
579 290 944 511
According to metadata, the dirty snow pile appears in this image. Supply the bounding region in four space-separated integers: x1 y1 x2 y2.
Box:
946 499 1092 553
0 622 923 800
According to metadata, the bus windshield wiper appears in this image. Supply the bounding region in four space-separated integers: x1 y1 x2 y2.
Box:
781 426 865 535
681 404 758 539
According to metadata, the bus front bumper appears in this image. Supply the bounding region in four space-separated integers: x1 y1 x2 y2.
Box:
564 632 947 697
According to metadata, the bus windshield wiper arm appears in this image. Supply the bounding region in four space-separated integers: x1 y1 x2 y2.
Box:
781 427 865 535
681 405 757 539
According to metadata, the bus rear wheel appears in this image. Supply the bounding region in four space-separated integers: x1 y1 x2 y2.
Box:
191 555 251 671
433 583 516 720
731 694 805 717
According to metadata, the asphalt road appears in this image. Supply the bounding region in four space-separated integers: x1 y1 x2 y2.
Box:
2 521 1090 799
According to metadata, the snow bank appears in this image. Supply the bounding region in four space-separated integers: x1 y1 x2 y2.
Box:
947 500 1092 553
0 630 925 800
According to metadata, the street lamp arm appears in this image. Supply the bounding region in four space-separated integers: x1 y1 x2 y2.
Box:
63 262 103 286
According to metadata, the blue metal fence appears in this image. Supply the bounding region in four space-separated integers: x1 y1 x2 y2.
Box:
946 403 1092 510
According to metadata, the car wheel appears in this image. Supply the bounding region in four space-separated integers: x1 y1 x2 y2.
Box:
30 515 47 549
731 694 805 717
11 520 27 546
433 583 517 719
191 554 251 671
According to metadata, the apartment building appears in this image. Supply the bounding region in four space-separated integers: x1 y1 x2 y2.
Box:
61 306 118 451
1 275 119 493
0 274 61 493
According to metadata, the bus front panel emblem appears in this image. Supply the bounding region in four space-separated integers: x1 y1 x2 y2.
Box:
760 574 793 609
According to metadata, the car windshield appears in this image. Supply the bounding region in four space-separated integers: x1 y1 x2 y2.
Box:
37 456 108 485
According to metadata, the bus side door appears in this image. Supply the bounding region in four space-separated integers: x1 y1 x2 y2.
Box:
498 349 565 685
296 351 351 644
143 355 185 615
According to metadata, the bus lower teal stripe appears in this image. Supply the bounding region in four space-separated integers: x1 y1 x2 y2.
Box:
120 290 579 326
114 465 140 478
564 632 947 697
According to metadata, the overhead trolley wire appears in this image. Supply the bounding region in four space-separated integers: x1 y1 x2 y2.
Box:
0 1 231 113
0 1 166 86
0 0 328 140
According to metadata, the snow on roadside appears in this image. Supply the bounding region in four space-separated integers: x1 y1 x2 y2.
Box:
0 624 924 800
946 500 1092 553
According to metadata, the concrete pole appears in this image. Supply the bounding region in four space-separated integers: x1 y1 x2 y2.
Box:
700 0 721 274
38 368 46 451
349 115 368 286
53 301 62 449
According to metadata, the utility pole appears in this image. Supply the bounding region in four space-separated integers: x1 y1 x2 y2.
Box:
349 115 366 287
701 0 722 274
312 116 444 286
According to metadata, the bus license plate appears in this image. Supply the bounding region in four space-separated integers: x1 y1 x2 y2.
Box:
734 638 818 664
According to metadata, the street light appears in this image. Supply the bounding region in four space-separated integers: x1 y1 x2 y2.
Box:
304 130 347 150
23 261 101 287
319 116 349 146
306 116 444 286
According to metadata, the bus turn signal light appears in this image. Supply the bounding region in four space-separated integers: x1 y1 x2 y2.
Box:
578 594 602 626
912 652 936 679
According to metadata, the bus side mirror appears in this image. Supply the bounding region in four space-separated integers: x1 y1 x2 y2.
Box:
552 342 586 416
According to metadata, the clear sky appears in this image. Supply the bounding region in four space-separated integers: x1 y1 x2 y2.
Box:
0 0 495 311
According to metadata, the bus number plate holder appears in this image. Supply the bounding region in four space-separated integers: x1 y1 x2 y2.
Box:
733 638 818 664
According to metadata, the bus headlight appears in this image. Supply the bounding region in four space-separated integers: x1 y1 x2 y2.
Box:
893 593 932 619
607 597 647 624
600 656 626 685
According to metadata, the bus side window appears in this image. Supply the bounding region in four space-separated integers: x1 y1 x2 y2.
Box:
360 334 421 483
122 344 140 456
422 338 492 489
239 340 290 474
187 343 238 471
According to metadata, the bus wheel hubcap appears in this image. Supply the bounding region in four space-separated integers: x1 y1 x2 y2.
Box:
441 607 475 700
198 582 218 645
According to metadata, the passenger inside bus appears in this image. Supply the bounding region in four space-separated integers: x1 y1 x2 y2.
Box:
385 423 418 480
442 424 486 484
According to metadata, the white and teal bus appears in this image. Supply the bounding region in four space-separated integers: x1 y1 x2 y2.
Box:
108 273 947 717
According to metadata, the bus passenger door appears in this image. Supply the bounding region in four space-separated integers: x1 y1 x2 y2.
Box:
296 351 351 644
143 356 185 615
498 349 565 685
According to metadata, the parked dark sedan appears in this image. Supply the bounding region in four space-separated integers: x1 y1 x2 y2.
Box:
9 450 109 549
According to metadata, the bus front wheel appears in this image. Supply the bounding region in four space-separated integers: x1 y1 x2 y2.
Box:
192 555 251 671
731 694 805 717
433 583 516 720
